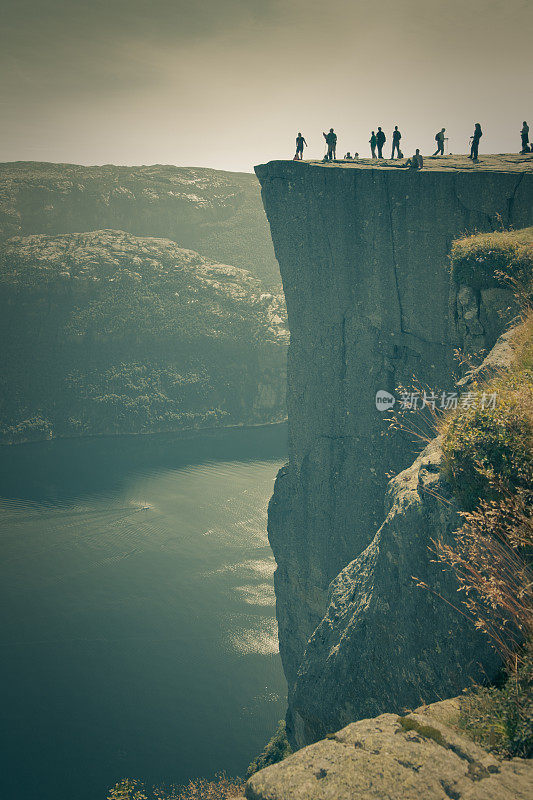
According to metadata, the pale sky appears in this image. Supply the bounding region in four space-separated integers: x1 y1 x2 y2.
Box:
1 0 532 172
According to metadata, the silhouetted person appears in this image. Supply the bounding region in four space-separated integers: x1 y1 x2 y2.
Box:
376 127 386 158
345 152 353 159
391 126 402 158
369 131 377 158
323 128 337 160
406 149 423 170
521 121 530 154
295 132 307 160
433 128 446 156
469 123 482 161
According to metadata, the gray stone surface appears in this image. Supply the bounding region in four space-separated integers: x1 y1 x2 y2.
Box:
255 156 533 745
245 711 533 800
290 439 499 746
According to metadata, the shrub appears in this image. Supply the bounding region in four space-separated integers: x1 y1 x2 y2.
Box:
437 314 533 662
460 645 533 758
108 774 243 800
434 476 532 662
440 379 532 511
245 720 292 778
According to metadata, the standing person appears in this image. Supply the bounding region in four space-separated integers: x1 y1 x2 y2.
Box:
376 127 386 158
433 128 446 156
469 123 482 161
369 131 377 158
521 121 530 154
323 128 337 161
391 126 402 159
295 132 307 160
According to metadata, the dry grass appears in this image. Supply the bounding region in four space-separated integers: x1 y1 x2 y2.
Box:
450 226 533 292
436 310 533 664
108 775 244 800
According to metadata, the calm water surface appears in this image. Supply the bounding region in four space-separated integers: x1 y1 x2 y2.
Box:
0 425 288 800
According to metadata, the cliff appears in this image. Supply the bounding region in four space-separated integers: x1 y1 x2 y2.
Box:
254 154 533 745
0 230 287 443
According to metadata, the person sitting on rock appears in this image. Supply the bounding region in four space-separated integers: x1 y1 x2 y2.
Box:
369 131 377 158
433 128 446 156
376 127 386 158
406 149 424 170
295 132 307 160
521 121 530 154
469 123 482 161
323 128 337 160
344 152 353 159
391 126 402 159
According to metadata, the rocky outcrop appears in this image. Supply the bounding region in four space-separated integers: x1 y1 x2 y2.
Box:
245 702 533 800
255 155 533 744
0 229 287 443
289 438 498 746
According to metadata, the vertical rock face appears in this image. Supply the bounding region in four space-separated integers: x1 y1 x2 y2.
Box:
254 157 533 741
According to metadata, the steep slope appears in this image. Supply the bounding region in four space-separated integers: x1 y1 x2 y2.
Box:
0 230 287 443
0 162 280 288
255 155 533 743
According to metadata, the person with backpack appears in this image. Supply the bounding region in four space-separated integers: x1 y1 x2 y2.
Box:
391 126 402 159
521 122 530 154
295 132 307 160
323 128 337 161
469 123 482 161
433 128 446 156
376 127 386 158
369 131 377 158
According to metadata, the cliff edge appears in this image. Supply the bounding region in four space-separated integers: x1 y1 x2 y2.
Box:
254 155 533 744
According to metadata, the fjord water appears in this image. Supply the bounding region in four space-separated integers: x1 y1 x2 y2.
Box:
0 425 288 800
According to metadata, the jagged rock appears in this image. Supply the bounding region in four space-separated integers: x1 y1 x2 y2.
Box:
289 438 499 746
255 156 533 744
245 709 533 800
456 326 516 388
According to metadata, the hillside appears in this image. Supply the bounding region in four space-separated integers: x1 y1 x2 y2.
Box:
0 230 288 443
0 162 281 289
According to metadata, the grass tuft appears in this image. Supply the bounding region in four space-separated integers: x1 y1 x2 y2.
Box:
450 227 533 292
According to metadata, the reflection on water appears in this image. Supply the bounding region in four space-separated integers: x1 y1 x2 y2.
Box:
0 425 288 800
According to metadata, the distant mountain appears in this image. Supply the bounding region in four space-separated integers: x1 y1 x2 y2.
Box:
0 230 287 443
0 162 281 289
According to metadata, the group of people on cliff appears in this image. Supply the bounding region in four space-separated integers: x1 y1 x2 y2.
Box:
293 121 530 166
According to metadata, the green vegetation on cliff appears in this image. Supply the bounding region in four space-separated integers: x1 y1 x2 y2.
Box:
460 646 533 758
437 230 533 759
450 226 533 292
443 228 533 510
246 720 292 778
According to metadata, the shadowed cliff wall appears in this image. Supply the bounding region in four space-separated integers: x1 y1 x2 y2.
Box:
254 156 533 734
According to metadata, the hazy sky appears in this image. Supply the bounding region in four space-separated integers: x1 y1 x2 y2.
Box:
1 0 532 172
